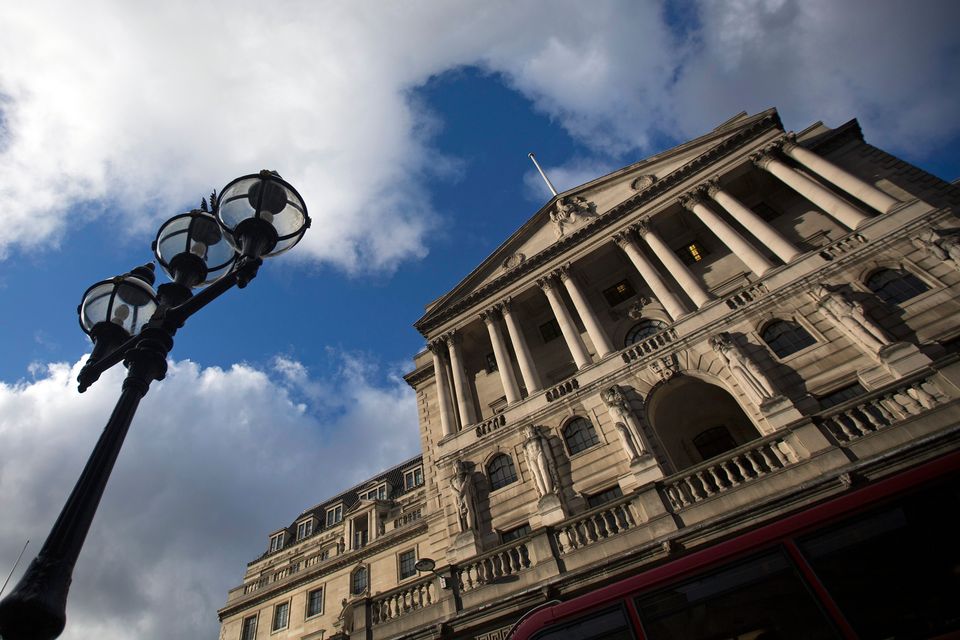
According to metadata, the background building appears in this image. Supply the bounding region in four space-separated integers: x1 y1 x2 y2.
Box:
219 108 960 639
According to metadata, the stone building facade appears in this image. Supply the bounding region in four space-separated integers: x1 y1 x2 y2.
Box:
218 108 960 639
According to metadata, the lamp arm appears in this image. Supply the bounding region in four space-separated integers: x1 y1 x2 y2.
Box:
164 256 262 326
76 333 143 393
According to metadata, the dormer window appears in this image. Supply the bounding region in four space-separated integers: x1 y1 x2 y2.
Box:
360 483 388 501
403 466 424 490
326 504 343 527
269 532 285 553
296 518 314 541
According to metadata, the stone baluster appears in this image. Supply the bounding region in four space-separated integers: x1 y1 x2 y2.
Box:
752 149 870 229
537 273 592 369
634 220 712 308
679 190 775 276
782 134 899 213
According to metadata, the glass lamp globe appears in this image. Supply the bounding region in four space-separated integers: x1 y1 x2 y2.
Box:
78 264 159 342
217 170 310 258
153 210 237 288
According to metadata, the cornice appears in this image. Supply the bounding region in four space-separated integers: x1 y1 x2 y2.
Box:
403 361 435 389
220 520 429 620
414 112 784 336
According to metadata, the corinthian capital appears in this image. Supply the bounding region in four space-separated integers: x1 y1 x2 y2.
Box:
678 191 707 211
555 263 573 282
705 177 723 198
750 151 776 170
443 329 462 346
427 339 446 355
632 219 652 237
780 131 799 151
612 230 634 248
499 296 514 314
536 274 558 291
479 307 500 324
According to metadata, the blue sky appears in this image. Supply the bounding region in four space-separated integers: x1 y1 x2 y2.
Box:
1 2 959 639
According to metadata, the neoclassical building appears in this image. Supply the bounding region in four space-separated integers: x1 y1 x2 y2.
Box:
219 109 960 640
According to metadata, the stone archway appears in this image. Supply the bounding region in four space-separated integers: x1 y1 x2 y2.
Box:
647 375 761 472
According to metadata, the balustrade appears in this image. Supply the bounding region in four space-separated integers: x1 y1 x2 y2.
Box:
621 328 677 363
725 283 769 310
663 436 799 510
818 377 944 443
370 576 437 626
819 233 867 261
545 377 579 402
475 413 507 437
456 540 531 593
553 497 638 555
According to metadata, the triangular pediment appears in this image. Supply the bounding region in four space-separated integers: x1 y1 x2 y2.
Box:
417 109 778 333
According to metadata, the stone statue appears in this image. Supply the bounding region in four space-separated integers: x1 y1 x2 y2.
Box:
337 536 345 554
816 287 890 356
600 385 646 462
449 459 479 532
549 196 589 238
711 332 777 405
522 425 558 498
335 598 354 633
912 229 960 272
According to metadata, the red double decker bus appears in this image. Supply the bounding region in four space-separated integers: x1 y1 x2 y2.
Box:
508 450 960 640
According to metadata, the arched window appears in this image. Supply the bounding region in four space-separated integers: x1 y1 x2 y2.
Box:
625 319 668 347
761 320 816 358
866 268 929 305
487 454 517 491
351 566 368 595
692 426 737 461
563 417 600 455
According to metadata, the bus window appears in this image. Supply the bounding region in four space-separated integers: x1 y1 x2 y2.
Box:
531 606 634 640
797 479 960 639
635 549 839 640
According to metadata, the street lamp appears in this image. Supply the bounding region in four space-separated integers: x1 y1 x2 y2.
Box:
0 170 309 640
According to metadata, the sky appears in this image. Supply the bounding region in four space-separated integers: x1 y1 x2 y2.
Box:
0 1 958 638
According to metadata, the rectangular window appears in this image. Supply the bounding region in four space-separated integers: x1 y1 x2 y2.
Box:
602 280 636 307
306 587 324 618
586 486 624 509
296 519 313 540
485 352 498 373
676 241 706 265
360 484 387 501
320 549 329 561
240 615 257 640
500 523 531 543
539 319 562 343
399 549 417 580
752 201 780 221
403 467 424 490
817 383 866 409
272 602 289 632
326 505 343 527
269 532 285 553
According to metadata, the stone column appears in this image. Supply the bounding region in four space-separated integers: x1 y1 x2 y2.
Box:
500 297 543 393
444 330 477 426
634 220 712 308
537 274 592 369
480 308 521 404
428 340 455 436
752 150 869 229
680 191 775 276
782 135 898 214
706 179 801 264
557 263 615 357
613 230 688 320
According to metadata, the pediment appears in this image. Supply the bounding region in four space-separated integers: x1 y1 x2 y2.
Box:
418 109 779 332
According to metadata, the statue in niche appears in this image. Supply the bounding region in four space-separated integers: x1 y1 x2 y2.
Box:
912 229 960 272
449 459 480 533
711 332 778 405
337 536 345 554
522 425 559 498
600 385 646 462
816 287 891 356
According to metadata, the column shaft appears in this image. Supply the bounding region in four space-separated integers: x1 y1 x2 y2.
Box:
429 346 454 436
614 233 687 320
683 196 775 276
501 300 542 393
482 312 521 404
759 154 869 229
540 278 592 369
445 333 477 426
559 266 615 357
783 142 898 213
638 224 712 308
708 185 800 263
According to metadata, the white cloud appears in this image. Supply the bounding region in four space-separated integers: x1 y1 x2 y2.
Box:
1 1 957 267
0 353 418 640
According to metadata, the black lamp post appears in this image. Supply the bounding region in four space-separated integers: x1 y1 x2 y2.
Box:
0 170 309 640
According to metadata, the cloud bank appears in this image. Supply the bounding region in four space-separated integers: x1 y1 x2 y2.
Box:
1 0 957 267
0 353 418 640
